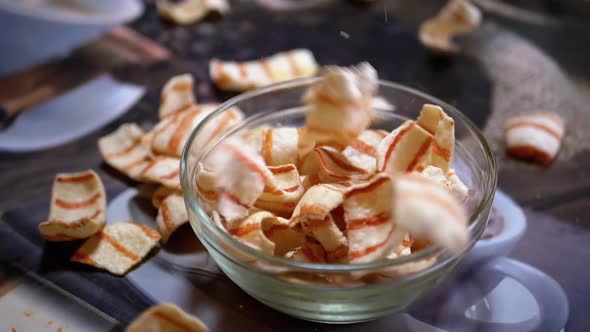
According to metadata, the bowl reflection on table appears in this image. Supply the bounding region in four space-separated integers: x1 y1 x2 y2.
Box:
180 78 497 323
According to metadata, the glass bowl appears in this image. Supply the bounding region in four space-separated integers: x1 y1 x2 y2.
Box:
180 78 497 324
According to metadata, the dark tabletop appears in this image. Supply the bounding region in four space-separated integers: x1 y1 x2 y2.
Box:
1 0 589 331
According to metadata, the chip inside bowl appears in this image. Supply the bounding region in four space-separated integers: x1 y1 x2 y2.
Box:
39 170 106 241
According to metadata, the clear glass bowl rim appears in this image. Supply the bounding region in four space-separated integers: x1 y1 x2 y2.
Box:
180 77 497 273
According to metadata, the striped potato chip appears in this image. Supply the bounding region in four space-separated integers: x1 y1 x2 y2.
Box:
259 127 300 166
39 170 106 241
341 129 383 174
302 63 377 148
254 164 304 217
140 156 181 191
98 123 152 180
376 120 433 174
415 104 455 172
157 0 229 25
156 192 189 243
505 112 565 165
209 139 269 225
393 173 468 254
195 163 218 203
72 222 160 275
126 303 208 332
343 173 406 264
150 104 217 157
159 74 195 119
227 211 276 255
210 49 318 91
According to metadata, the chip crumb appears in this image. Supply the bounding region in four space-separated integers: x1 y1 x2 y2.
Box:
48 320 54 326
24 310 33 317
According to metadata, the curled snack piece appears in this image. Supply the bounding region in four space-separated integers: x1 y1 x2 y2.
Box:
341 129 384 175
376 120 433 174
393 174 468 254
343 173 406 263
210 49 318 91
255 164 305 216
208 139 269 224
140 156 181 191
377 104 455 174
416 104 455 172
72 222 160 275
98 124 152 180
157 0 229 25
505 112 565 165
156 192 189 243
259 127 300 166
159 74 196 119
227 211 276 255
419 0 482 54
126 303 208 332
39 170 106 241
302 62 378 148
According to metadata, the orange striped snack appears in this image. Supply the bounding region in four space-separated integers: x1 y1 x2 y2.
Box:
415 104 455 172
258 127 300 166
151 104 243 159
139 156 181 191
505 112 565 165
343 173 406 264
39 170 106 241
418 166 469 202
301 214 348 263
156 192 188 243
150 103 217 157
209 49 318 92
340 129 383 175
254 164 304 217
152 186 178 208
290 182 349 225
126 303 208 332
314 146 373 183
393 173 468 255
208 139 269 225
157 0 229 25
419 0 482 54
302 62 378 148
227 211 276 255
376 120 433 174
72 222 160 275
98 123 152 180
159 74 196 119
195 163 218 203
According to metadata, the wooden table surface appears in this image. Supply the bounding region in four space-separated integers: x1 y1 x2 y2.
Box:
1 0 589 330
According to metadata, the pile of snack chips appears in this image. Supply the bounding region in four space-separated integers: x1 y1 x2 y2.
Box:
197 62 470 269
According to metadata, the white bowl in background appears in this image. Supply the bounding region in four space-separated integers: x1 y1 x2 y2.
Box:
0 0 143 77
462 189 527 267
